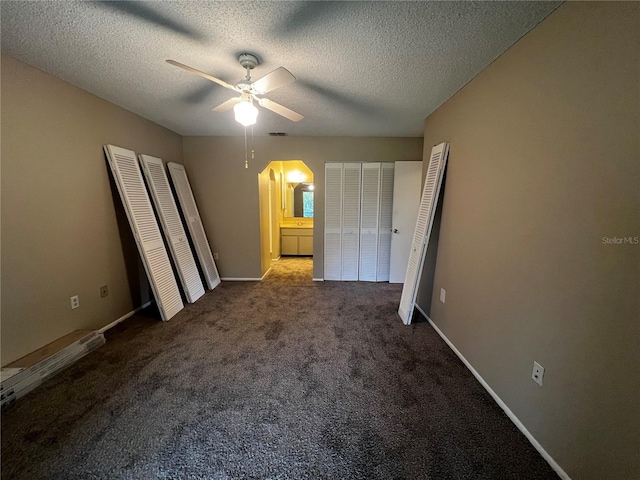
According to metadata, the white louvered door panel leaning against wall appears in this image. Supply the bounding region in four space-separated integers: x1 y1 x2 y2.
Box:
398 142 449 324
167 162 221 290
139 155 205 304
104 145 183 321
324 163 343 281
341 163 362 281
359 163 381 281
376 163 395 282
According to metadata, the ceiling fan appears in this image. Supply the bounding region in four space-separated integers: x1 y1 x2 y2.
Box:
167 53 303 126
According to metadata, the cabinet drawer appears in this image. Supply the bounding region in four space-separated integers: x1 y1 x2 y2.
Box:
280 228 312 236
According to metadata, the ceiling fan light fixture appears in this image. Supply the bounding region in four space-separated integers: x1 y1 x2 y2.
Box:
287 170 306 183
234 99 258 126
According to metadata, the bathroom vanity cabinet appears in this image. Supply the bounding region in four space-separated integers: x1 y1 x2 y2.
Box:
280 227 313 256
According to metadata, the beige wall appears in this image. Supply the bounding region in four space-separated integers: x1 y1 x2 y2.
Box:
416 3 639 479
183 136 423 279
258 166 271 275
1 55 184 365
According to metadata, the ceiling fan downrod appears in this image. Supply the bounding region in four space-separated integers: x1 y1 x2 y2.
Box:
238 53 259 81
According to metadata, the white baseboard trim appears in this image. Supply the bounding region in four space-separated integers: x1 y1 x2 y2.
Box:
98 300 154 334
413 305 571 480
312 278 324 282
220 277 262 281
222 267 271 282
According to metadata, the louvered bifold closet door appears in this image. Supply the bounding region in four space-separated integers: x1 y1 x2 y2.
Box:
166 163 221 290
341 163 362 281
139 155 205 304
104 145 183 321
359 163 381 281
398 142 449 324
324 163 343 280
376 163 395 282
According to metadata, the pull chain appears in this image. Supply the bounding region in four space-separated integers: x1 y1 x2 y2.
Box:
244 126 248 169
250 124 254 169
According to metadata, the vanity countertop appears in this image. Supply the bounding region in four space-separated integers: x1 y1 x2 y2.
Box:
280 224 313 229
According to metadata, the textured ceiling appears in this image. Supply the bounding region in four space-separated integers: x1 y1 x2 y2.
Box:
1 1 560 137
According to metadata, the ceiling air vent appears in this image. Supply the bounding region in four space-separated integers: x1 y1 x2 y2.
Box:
269 132 288 136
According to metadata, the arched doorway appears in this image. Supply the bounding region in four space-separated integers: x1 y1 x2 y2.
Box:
259 160 314 275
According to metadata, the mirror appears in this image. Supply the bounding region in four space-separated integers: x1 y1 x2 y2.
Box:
284 182 314 218
279 162 314 218
292 183 314 218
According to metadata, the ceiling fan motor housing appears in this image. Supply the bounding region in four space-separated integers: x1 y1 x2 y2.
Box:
238 53 259 70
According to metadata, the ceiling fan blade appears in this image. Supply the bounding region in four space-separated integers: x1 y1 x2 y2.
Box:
166 60 238 92
252 67 296 94
213 97 241 112
258 98 304 122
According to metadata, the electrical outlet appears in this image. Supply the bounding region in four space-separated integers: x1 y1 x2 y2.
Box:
70 295 80 309
532 361 544 386
100 285 109 298
213 253 219 260
440 288 446 303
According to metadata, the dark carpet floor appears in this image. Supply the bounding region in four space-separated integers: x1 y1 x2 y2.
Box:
1 257 558 479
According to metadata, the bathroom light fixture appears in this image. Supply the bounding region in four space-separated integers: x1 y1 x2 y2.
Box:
233 94 259 126
287 170 306 183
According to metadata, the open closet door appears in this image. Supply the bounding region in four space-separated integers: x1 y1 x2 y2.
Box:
398 142 449 324
167 162 221 290
389 162 422 283
139 154 205 304
104 145 183 321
